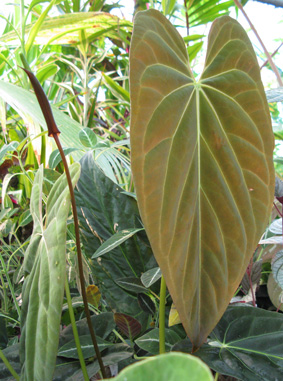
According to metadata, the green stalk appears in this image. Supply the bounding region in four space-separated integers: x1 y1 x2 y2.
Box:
159 275 166 354
0 348 19 380
0 254 21 318
65 277 89 381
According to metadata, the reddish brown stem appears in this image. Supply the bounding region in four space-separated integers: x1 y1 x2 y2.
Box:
260 42 283 69
233 0 283 86
247 258 256 307
53 133 107 379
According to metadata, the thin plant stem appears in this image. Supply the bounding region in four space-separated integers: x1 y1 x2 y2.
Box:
247 259 256 307
0 254 21 318
184 0 189 36
23 68 107 378
53 133 107 379
214 372 219 381
159 275 166 354
0 348 19 380
260 42 283 69
233 0 283 86
65 277 89 381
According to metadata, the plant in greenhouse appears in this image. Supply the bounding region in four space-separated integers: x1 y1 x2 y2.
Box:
1 1 283 381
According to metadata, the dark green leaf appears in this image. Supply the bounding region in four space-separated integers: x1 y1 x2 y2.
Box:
59 313 115 347
92 228 144 258
137 293 156 315
58 336 113 359
75 152 153 323
135 328 181 355
173 306 283 381
116 277 148 294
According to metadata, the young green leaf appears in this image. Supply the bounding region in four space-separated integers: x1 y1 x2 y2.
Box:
20 163 81 381
79 127 97 148
92 228 144 258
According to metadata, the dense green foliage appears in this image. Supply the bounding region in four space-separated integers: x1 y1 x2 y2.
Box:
0 1 283 380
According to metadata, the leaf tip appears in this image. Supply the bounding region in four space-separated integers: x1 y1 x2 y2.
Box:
21 68 61 138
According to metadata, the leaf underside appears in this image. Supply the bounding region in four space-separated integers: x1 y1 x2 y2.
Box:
130 9 274 348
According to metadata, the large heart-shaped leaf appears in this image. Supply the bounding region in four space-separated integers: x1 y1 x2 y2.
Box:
20 163 80 381
130 9 274 348
173 306 283 381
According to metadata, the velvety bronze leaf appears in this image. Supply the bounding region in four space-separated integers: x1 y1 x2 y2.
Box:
130 9 274 348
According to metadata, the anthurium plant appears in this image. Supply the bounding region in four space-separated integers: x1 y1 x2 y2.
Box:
1 4 283 381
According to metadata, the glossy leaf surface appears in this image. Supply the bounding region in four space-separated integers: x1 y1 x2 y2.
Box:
173 306 283 381
20 163 81 381
130 10 274 347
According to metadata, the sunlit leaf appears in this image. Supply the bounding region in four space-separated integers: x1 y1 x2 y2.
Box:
108 352 213 381
0 12 132 46
168 303 182 327
79 127 97 148
130 10 274 348
140 267 161 288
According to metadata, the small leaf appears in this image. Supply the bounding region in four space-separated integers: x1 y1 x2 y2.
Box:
86 285 101 308
48 147 79 169
272 250 283 289
37 64 59 84
241 260 262 293
102 73 130 103
116 277 147 294
269 218 282 235
135 328 181 355
137 293 156 315
267 273 283 311
92 228 144 258
79 127 97 148
58 335 113 359
266 87 283 103
0 141 19 163
259 236 283 244
168 303 182 327
141 267 162 288
114 313 141 339
18 209 32 227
